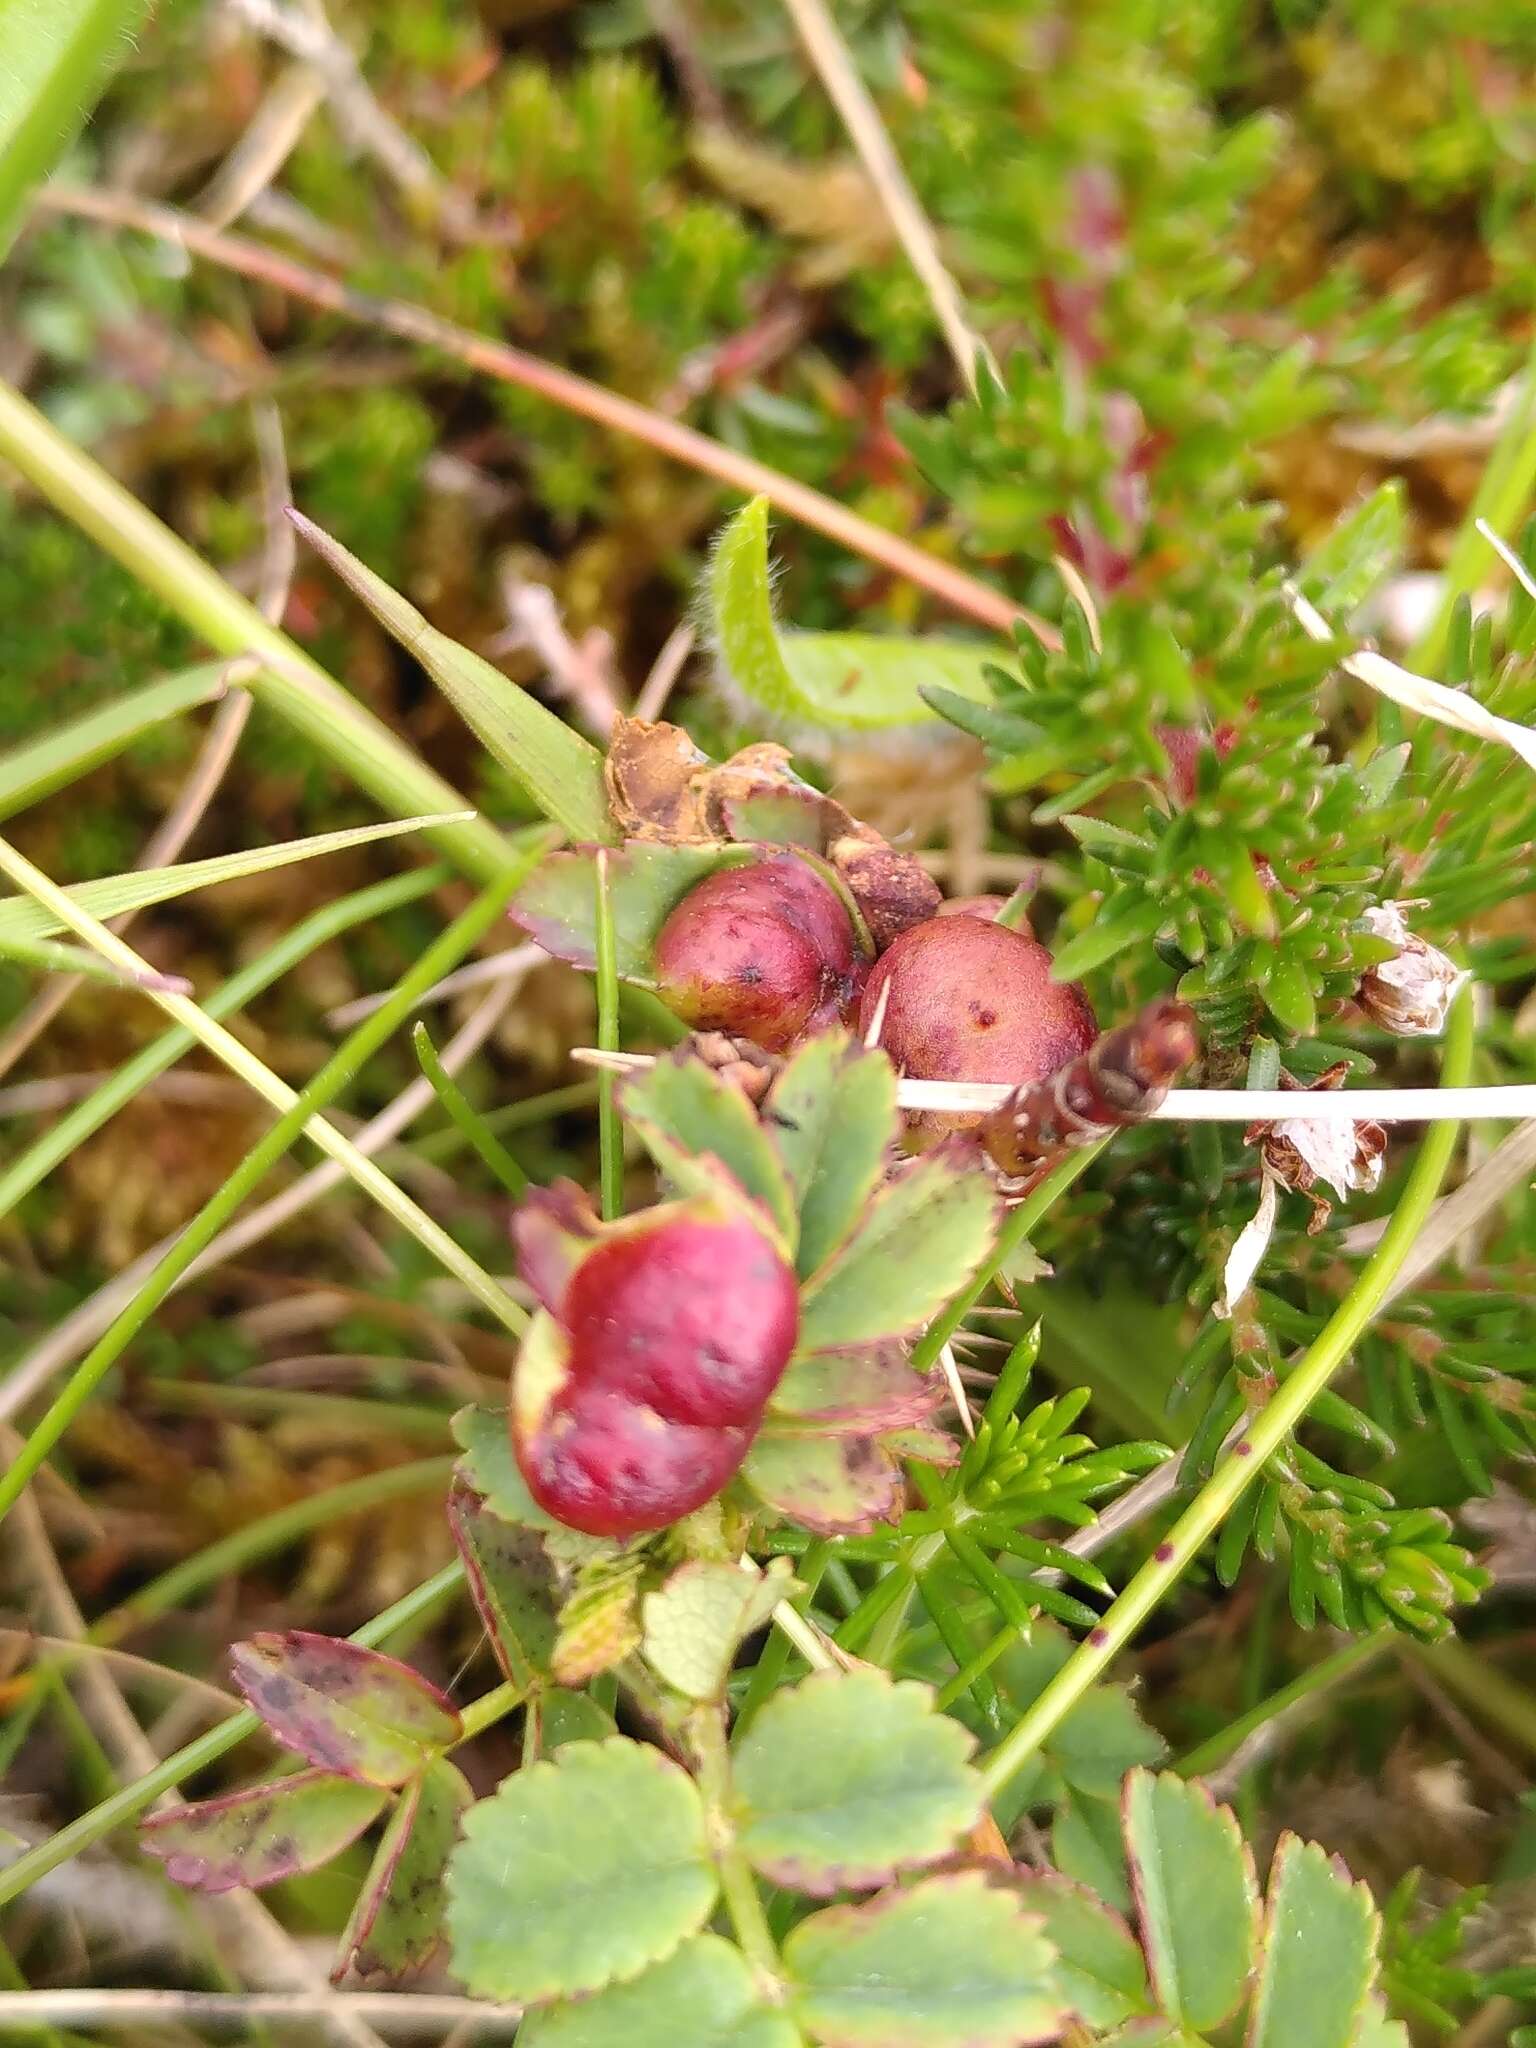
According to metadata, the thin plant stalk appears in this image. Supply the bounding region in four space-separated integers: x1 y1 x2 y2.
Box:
411 1022 528 1196
34 190 1047 643
1412 331 1536 670
0 382 511 882
1174 1630 1392 1779
0 851 547 1524
593 847 624 1222
0 865 443 1221
977 991 1475 1802
780 0 989 393
90 1459 456 1646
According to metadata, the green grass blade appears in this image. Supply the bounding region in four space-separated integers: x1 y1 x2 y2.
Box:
0 812 468 942
0 0 152 259
0 663 227 821
0 865 442 1222
290 510 614 843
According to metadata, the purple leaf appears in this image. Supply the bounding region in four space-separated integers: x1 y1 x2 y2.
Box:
141 1770 387 1892
230 1631 462 1787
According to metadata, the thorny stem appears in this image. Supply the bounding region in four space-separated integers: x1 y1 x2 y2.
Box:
35 188 1051 645
978 990 1476 1802
689 1708 781 1994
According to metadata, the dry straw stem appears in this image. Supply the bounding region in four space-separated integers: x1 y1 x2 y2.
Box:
779 0 992 393
570 1048 1536 1123
0 1989 523 2034
0 964 525 1429
36 184 1048 643
1287 582 1536 773
0 829 529 1339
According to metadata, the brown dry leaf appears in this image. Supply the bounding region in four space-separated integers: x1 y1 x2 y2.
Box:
603 716 713 840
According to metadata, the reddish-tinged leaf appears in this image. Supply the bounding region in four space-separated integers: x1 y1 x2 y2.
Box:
510 842 745 981
446 1478 557 1693
230 1631 461 1787
334 1758 473 1984
141 1770 387 1893
743 1430 904 1535
771 1347 946 1433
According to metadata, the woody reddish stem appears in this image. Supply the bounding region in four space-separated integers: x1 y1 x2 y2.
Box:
39 185 1051 645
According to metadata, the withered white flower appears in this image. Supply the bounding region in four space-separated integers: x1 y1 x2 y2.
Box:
1358 902 1469 1038
1219 1071 1387 1316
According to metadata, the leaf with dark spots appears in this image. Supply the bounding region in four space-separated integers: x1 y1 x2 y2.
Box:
446 1478 558 1693
230 1632 461 1788
742 1430 904 1535
141 1770 387 1892
333 1757 473 1984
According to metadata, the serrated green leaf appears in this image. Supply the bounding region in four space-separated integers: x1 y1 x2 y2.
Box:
1008 1876 1150 2030
797 1147 999 1353
520 1935 802 2048
1123 1770 1259 2034
743 1429 903 1536
552 1559 645 1686
446 1479 557 1693
511 843 748 982
291 511 611 841
622 1052 797 1249
540 1687 619 1751
141 1771 387 1893
0 663 227 822
334 1758 472 1983
764 1033 896 1281
785 1871 1065 2048
731 1671 980 1893
451 1403 580 1540
229 1632 461 1788
1350 1995 1410 2048
446 1737 718 2003
641 1558 795 1701
1249 1834 1379 2048
0 814 469 944
1053 1794 1134 1919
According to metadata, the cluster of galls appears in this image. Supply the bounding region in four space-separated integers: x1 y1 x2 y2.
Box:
512 1183 798 1538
